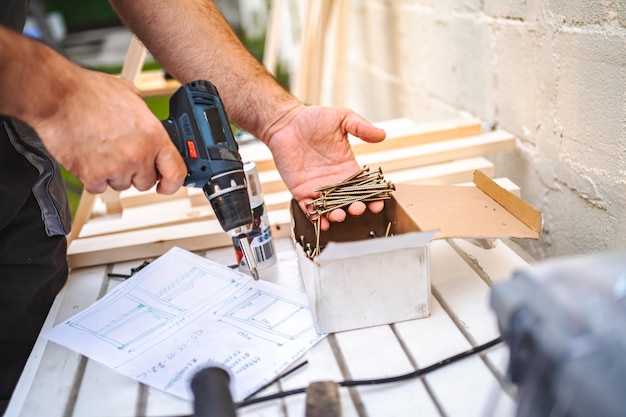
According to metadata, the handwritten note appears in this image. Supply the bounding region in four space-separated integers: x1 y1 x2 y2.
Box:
43 247 325 401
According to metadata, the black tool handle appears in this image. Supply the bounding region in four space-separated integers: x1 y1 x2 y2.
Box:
191 367 237 417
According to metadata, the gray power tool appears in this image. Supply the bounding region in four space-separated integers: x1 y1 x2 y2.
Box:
491 251 626 417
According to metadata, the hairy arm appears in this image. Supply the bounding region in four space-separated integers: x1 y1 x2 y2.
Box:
0 25 74 125
109 0 298 141
0 24 186 194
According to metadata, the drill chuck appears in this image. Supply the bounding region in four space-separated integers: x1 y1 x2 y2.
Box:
203 169 253 234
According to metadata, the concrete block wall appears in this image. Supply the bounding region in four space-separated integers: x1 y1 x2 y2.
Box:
337 0 626 259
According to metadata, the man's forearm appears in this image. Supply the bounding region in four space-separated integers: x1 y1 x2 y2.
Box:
109 0 301 142
0 25 78 125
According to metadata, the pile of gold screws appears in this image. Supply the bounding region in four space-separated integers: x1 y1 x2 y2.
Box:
304 166 395 258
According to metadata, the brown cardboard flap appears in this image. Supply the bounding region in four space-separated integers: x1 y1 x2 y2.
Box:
393 171 542 239
472 170 542 233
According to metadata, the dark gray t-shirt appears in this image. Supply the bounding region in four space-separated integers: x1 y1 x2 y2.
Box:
1 0 71 236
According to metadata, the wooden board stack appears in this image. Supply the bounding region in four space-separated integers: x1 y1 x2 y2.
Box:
67 117 519 268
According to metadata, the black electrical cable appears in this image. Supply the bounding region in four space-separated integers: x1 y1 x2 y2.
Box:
236 336 504 408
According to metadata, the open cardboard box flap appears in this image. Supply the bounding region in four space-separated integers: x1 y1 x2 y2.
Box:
393 170 542 239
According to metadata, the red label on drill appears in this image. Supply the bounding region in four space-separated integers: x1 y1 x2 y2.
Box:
187 140 198 159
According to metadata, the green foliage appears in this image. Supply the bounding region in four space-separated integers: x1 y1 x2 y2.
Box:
236 29 291 91
61 167 82 220
273 59 291 93
44 0 120 32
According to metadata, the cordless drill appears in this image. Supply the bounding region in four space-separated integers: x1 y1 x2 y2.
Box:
161 80 259 279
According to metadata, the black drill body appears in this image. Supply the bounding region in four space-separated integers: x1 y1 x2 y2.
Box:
162 80 253 235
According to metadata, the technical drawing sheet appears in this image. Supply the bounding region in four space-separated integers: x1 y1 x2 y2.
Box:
44 246 325 402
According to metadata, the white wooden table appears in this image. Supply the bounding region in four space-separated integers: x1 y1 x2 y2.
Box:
6 236 531 417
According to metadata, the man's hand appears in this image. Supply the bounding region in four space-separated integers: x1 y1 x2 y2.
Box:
264 105 386 231
32 69 187 195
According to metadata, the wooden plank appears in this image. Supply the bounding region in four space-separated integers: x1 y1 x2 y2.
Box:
385 157 494 186
237 118 483 172
263 0 284 75
120 35 147 83
292 0 315 101
293 0 333 104
458 177 521 197
67 209 294 269
134 69 180 98
356 130 515 173
329 0 349 108
69 218 231 268
67 191 97 245
430 238 522 416
79 192 293 239
79 198 210 238
119 184 188 210
99 187 123 214
351 117 482 154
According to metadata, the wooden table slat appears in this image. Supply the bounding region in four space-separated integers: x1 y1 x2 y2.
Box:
394 251 513 417
429 241 501 345
449 238 533 283
334 325 440 417
15 266 108 417
281 338 360 417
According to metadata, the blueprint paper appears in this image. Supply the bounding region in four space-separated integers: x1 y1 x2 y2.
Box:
44 247 325 402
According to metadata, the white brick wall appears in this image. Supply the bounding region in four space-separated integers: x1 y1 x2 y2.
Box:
336 0 626 259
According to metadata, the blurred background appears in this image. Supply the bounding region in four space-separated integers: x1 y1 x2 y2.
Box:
21 0 626 261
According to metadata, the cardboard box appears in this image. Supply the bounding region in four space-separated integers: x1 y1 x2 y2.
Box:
291 171 542 334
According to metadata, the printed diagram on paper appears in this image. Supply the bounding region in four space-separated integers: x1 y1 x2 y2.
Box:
44 247 325 401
